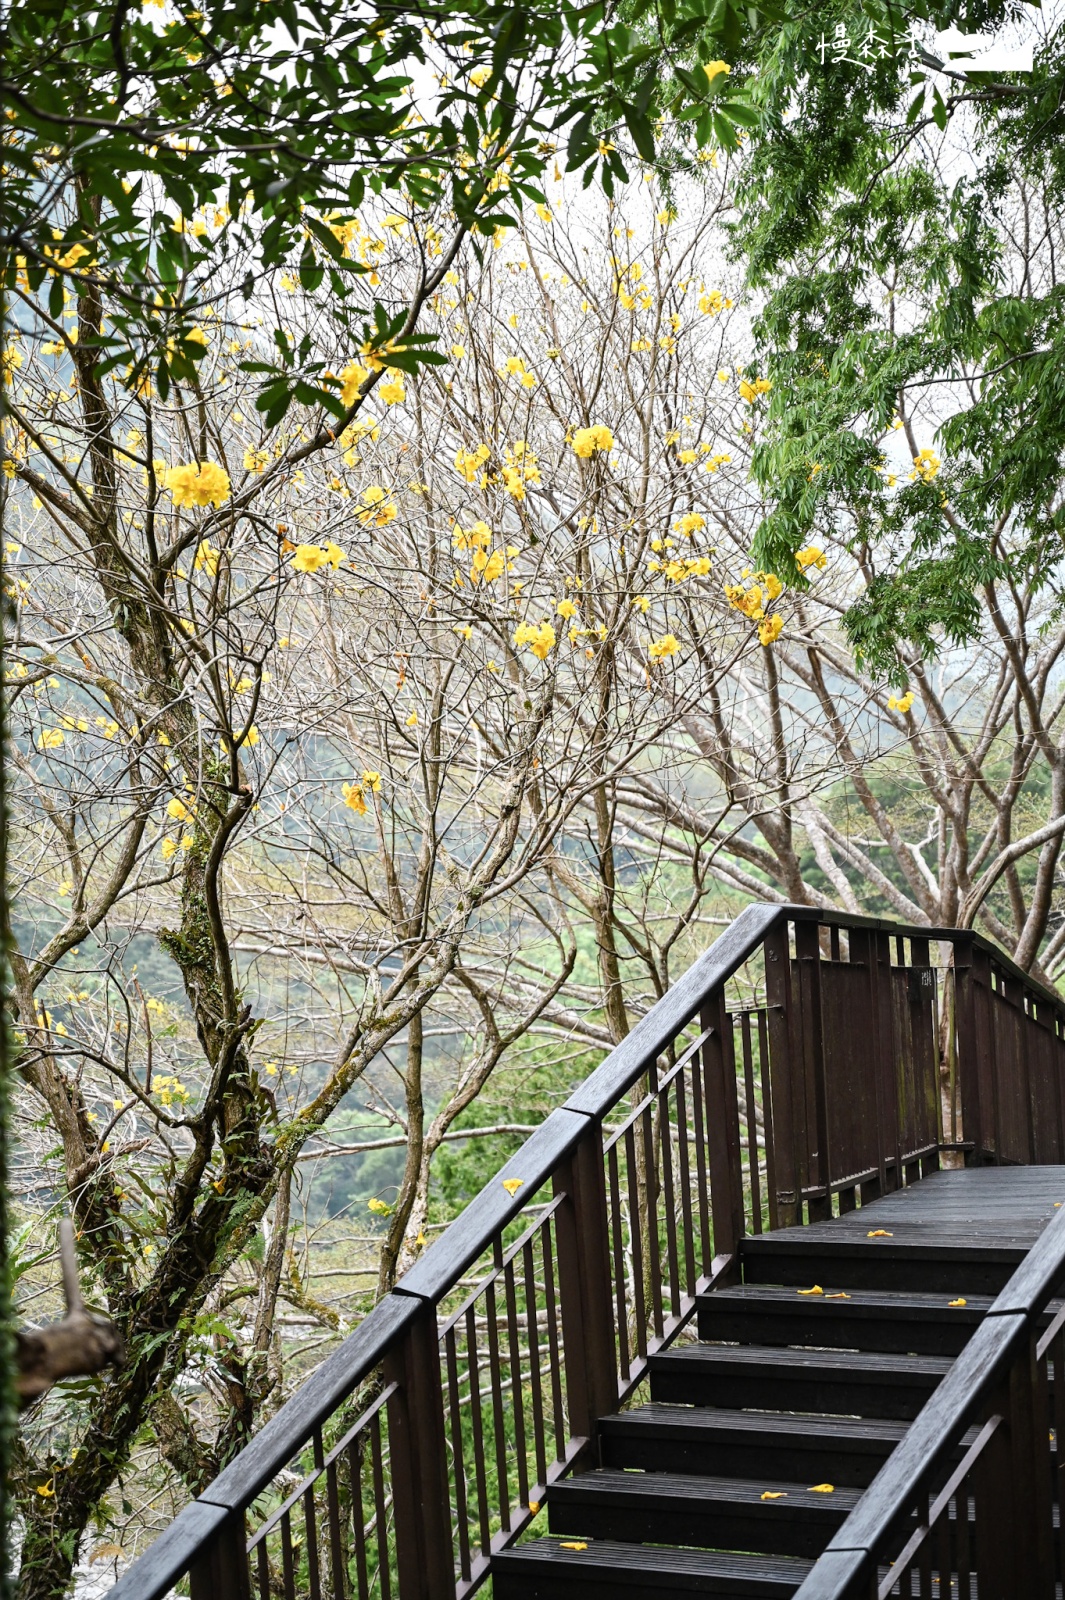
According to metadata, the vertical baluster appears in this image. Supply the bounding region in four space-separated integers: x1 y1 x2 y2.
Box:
540 1224 566 1457
304 1428 323 1600
764 922 800 1229
624 1122 647 1359
462 1305 493 1558
956 1480 970 1600
673 1061 697 1296
347 1438 370 1600
444 1327 472 1584
325 1456 347 1600
370 1410 391 1600
485 1277 513 1533
658 1078 681 1319
607 1140 631 1380
741 1011 762 1234
756 1009 775 1229
256 1540 271 1600
640 1097 665 1339
689 1049 713 1272
935 1495 951 1600
503 1258 530 1509
280 1510 296 1600
523 1237 548 1490
1054 1326 1065 1583
917 1489 932 1599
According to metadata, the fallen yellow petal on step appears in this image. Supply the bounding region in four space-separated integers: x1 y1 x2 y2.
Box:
949 1298 967 1308
501 1178 524 1195
560 1542 588 1551
761 1491 787 1500
797 1285 824 1296
528 1502 540 1516
826 1292 850 1300
809 1484 835 1494
867 1230 893 1237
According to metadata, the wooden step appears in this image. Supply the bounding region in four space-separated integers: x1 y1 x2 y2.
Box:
492 1538 812 1598
545 1469 859 1558
740 1231 1026 1294
648 1344 952 1420
597 1404 918 1487
696 1284 990 1355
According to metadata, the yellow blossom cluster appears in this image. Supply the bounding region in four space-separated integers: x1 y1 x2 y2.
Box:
572 424 614 459
455 443 491 483
911 448 941 483
888 691 915 714
290 542 346 573
649 634 680 662
342 769 381 816
738 377 773 404
356 485 397 525
698 288 732 315
650 555 711 584
243 448 270 474
513 620 556 660
675 512 706 538
796 546 827 571
153 1075 192 1108
166 461 231 508
501 441 541 500
725 571 785 646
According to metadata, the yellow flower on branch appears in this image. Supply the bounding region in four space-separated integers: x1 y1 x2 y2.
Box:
362 770 381 793
758 613 783 646
675 512 706 538
513 621 557 661
342 782 367 815
378 370 406 405
290 544 331 574
887 691 915 714
38 728 64 749
166 461 230 508
556 599 577 619
704 59 731 83
649 634 680 662
243 448 270 474
356 485 397 526
796 546 827 571
572 424 614 458
454 443 491 482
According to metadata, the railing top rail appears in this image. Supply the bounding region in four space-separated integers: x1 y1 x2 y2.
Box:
106 901 1065 1600
791 1202 1065 1599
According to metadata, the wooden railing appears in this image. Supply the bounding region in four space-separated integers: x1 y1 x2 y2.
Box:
793 1201 1065 1600
105 904 1065 1600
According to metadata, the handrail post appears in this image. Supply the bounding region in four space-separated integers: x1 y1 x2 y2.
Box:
551 1122 618 1453
188 1513 251 1600
953 934 986 1162
703 990 745 1253
383 1301 455 1600
794 921 832 1220
763 922 800 1229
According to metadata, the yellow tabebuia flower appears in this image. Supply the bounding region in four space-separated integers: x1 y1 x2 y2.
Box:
193 541 219 577
572 424 614 458
758 613 783 646
378 370 406 405
912 448 941 482
557 599 578 619
166 461 230 507
338 361 369 407
649 633 680 661
243 448 270 474
357 485 397 525
704 60 731 83
887 691 915 714
454 443 490 482
796 546 827 571
38 728 64 749
342 782 367 815
453 520 492 551
513 621 557 660
167 797 191 821
291 544 331 574
469 64 492 87
675 512 706 538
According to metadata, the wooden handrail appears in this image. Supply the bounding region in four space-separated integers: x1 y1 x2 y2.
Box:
105 903 1065 1600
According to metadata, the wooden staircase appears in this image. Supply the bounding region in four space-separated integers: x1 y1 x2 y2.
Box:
493 1167 1065 1599
105 907 1065 1600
